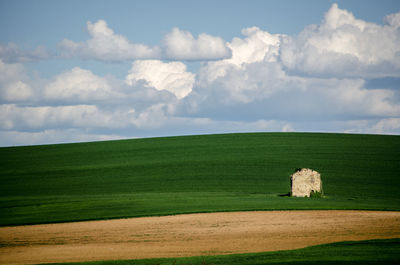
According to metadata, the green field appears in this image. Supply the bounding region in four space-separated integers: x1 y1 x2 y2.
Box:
1 132 400 226
46 238 400 265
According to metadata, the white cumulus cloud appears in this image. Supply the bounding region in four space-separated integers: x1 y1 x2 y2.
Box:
59 20 161 62
125 60 195 99
0 59 34 102
44 67 117 103
198 27 281 84
0 43 51 63
280 3 400 78
228 27 281 66
2 81 33 102
384 11 400 28
162 27 232 60
59 21 232 62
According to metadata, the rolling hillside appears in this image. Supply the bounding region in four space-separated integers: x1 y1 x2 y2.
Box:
1 132 399 226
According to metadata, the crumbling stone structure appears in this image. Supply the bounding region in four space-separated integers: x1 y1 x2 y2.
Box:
290 168 322 197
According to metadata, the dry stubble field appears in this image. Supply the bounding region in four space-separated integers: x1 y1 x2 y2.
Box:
1 210 400 265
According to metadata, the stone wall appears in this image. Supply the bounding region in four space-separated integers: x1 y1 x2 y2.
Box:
290 168 322 197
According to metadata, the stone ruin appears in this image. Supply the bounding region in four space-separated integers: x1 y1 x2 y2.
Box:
290 168 322 197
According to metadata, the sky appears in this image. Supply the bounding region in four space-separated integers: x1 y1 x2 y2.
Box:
0 0 399 146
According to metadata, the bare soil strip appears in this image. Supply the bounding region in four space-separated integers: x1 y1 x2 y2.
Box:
1 210 400 265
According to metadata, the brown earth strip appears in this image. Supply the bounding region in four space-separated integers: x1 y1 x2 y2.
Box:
1 210 400 265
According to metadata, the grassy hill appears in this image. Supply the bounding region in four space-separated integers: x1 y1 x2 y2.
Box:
1 132 399 226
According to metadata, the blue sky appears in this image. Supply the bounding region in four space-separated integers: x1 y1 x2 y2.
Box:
0 0 399 146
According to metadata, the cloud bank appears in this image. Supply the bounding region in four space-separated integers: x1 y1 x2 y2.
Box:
1 4 400 146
